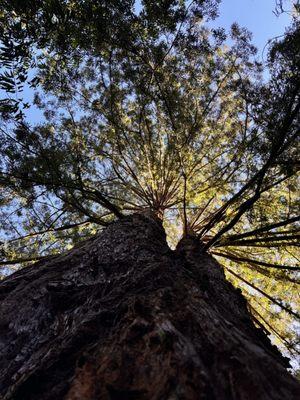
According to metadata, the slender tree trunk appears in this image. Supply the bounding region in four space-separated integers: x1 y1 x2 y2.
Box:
0 213 299 400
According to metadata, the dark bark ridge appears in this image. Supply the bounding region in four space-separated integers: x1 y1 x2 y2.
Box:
0 213 299 399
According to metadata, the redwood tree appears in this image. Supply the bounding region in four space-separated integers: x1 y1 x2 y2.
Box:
0 213 299 399
0 1 299 398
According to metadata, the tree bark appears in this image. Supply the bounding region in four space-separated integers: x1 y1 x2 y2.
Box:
0 213 299 400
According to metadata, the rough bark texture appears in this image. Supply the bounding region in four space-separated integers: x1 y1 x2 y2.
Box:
0 213 299 400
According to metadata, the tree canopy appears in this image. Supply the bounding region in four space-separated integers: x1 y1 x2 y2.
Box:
0 0 299 370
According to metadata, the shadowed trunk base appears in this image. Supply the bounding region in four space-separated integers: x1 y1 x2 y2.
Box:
0 214 299 399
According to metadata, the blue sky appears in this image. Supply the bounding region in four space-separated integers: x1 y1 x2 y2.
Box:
214 0 291 60
22 0 292 124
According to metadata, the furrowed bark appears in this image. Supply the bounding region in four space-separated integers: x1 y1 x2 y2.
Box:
0 213 299 400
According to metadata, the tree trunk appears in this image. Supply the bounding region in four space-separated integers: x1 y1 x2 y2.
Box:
0 213 299 400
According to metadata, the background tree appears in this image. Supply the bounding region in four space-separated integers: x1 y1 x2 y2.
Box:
0 0 220 120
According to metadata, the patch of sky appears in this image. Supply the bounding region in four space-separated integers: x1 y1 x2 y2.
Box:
209 0 292 80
